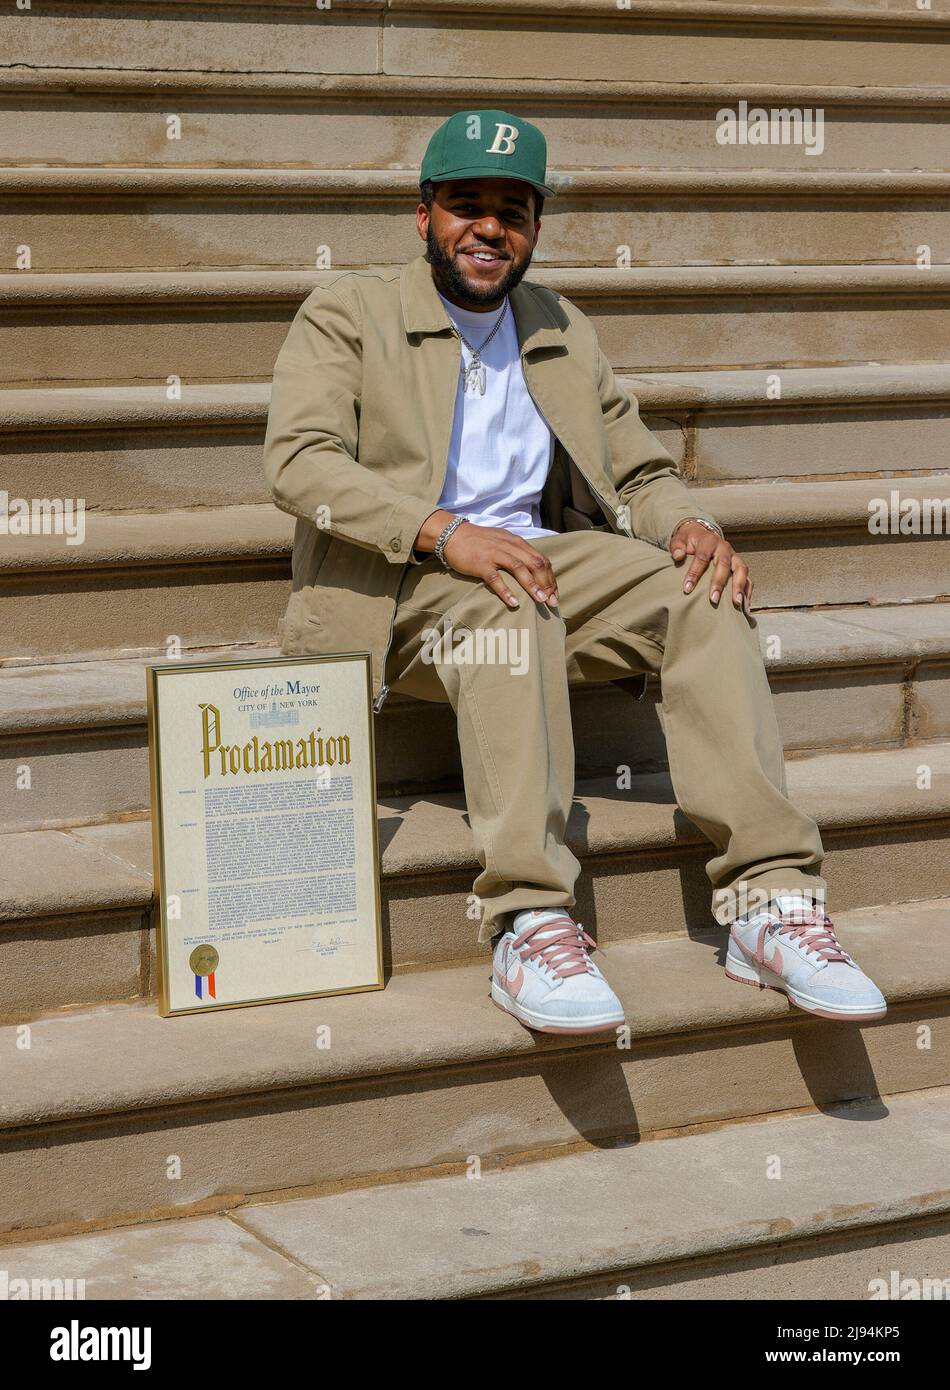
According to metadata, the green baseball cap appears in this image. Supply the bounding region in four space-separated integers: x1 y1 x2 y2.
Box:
420 109 555 198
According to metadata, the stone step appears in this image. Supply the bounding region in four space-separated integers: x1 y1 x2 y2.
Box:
3 1091 950 1304
1 504 294 662
700 474 950 607
7 166 950 272
631 364 950 484
32 1083 938 1301
6 0 948 86
5 477 949 662
6 69 948 174
3 0 381 75
195 1087 950 1299
3 603 949 833
4 265 950 385
5 368 949 513
2 742 949 1013
0 896 947 1239
3 1084 945 1301
0 384 274 513
389 1 950 88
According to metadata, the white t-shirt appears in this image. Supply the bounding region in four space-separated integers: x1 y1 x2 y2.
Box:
433 293 557 541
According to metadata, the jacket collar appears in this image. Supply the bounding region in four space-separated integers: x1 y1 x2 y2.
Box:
399 254 565 356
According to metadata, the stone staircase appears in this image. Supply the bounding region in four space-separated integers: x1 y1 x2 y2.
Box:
2 0 950 1298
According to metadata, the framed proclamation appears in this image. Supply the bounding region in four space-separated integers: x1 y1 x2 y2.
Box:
146 652 384 1017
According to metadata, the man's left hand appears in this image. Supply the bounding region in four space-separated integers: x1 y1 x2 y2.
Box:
670 520 753 611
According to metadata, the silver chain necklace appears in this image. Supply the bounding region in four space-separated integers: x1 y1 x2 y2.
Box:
449 301 508 396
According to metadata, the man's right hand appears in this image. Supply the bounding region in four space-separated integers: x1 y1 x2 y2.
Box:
413 510 559 609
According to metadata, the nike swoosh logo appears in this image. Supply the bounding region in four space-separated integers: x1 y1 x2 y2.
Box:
494 961 524 995
753 923 785 976
763 943 784 974
734 928 784 976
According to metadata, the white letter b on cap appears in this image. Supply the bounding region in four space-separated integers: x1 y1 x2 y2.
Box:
487 123 519 155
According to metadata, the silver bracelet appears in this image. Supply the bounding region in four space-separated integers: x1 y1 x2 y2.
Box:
434 515 466 568
673 516 724 543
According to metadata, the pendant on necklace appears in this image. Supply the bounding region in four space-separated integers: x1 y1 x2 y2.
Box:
464 363 487 396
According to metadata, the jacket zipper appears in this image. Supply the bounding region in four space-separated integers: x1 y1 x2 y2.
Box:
373 334 463 715
373 541 413 713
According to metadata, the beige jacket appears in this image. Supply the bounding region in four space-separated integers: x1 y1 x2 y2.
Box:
263 254 720 709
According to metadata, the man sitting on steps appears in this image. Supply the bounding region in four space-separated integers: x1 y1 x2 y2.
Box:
263 109 887 1034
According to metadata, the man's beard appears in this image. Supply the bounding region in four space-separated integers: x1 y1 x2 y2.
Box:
426 225 533 308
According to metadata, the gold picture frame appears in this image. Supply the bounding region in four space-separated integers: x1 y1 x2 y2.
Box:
147 652 384 1017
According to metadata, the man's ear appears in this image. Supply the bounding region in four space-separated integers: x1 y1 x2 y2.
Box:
416 203 430 243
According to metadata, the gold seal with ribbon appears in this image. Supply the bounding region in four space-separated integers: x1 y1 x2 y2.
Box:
189 944 220 1001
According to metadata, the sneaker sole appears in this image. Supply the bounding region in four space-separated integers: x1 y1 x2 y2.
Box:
724 952 887 1022
490 981 625 1034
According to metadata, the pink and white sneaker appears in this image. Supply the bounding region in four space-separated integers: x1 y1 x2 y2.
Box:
726 893 887 1021
490 909 625 1034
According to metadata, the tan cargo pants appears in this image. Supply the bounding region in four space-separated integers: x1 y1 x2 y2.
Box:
384 529 825 944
